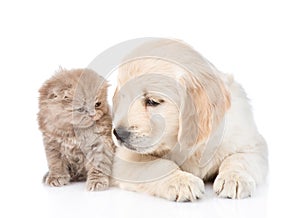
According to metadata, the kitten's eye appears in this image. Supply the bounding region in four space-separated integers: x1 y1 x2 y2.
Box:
77 107 84 113
95 102 101 108
145 98 161 107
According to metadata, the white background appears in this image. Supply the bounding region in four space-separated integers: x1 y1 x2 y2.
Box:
0 0 299 218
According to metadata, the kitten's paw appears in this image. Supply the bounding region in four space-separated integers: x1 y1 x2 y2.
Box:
159 171 205 202
86 176 109 191
213 171 256 199
44 172 70 187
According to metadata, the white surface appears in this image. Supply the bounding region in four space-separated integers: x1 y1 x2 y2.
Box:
0 1 299 218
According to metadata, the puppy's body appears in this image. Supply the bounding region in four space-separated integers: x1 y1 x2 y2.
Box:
111 39 268 201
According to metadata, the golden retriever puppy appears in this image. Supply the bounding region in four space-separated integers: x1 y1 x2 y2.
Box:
111 39 268 201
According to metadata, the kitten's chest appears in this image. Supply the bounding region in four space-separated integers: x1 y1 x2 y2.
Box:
60 138 86 179
60 126 100 159
61 138 84 160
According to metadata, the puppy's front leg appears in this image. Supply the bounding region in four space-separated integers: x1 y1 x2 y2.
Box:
111 148 205 202
213 144 268 199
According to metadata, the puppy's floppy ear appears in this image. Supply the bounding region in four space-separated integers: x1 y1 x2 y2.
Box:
177 71 230 148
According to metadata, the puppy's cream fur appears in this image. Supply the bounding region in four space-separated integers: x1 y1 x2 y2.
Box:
111 39 268 201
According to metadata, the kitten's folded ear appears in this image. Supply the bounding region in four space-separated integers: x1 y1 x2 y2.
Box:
39 82 56 101
39 79 73 102
62 90 73 103
48 92 58 99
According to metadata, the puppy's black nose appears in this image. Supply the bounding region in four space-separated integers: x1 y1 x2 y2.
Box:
113 127 130 142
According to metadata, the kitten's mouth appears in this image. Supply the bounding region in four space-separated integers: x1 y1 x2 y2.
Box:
75 120 95 129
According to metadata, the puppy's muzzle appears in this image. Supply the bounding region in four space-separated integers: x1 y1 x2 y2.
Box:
113 127 130 142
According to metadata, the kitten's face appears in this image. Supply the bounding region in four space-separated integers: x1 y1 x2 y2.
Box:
39 69 109 132
71 78 108 128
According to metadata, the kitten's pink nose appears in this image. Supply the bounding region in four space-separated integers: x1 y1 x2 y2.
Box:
89 112 96 117
89 113 98 121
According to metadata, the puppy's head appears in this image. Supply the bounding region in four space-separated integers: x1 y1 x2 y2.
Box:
112 43 230 158
112 59 181 156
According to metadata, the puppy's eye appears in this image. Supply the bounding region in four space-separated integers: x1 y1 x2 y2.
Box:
145 98 160 107
95 102 101 108
77 107 85 112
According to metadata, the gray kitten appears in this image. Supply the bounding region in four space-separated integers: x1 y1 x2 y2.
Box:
38 68 115 191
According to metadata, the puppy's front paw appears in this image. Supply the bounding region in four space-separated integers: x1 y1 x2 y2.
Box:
86 176 109 191
44 172 70 187
160 171 205 202
213 171 256 199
